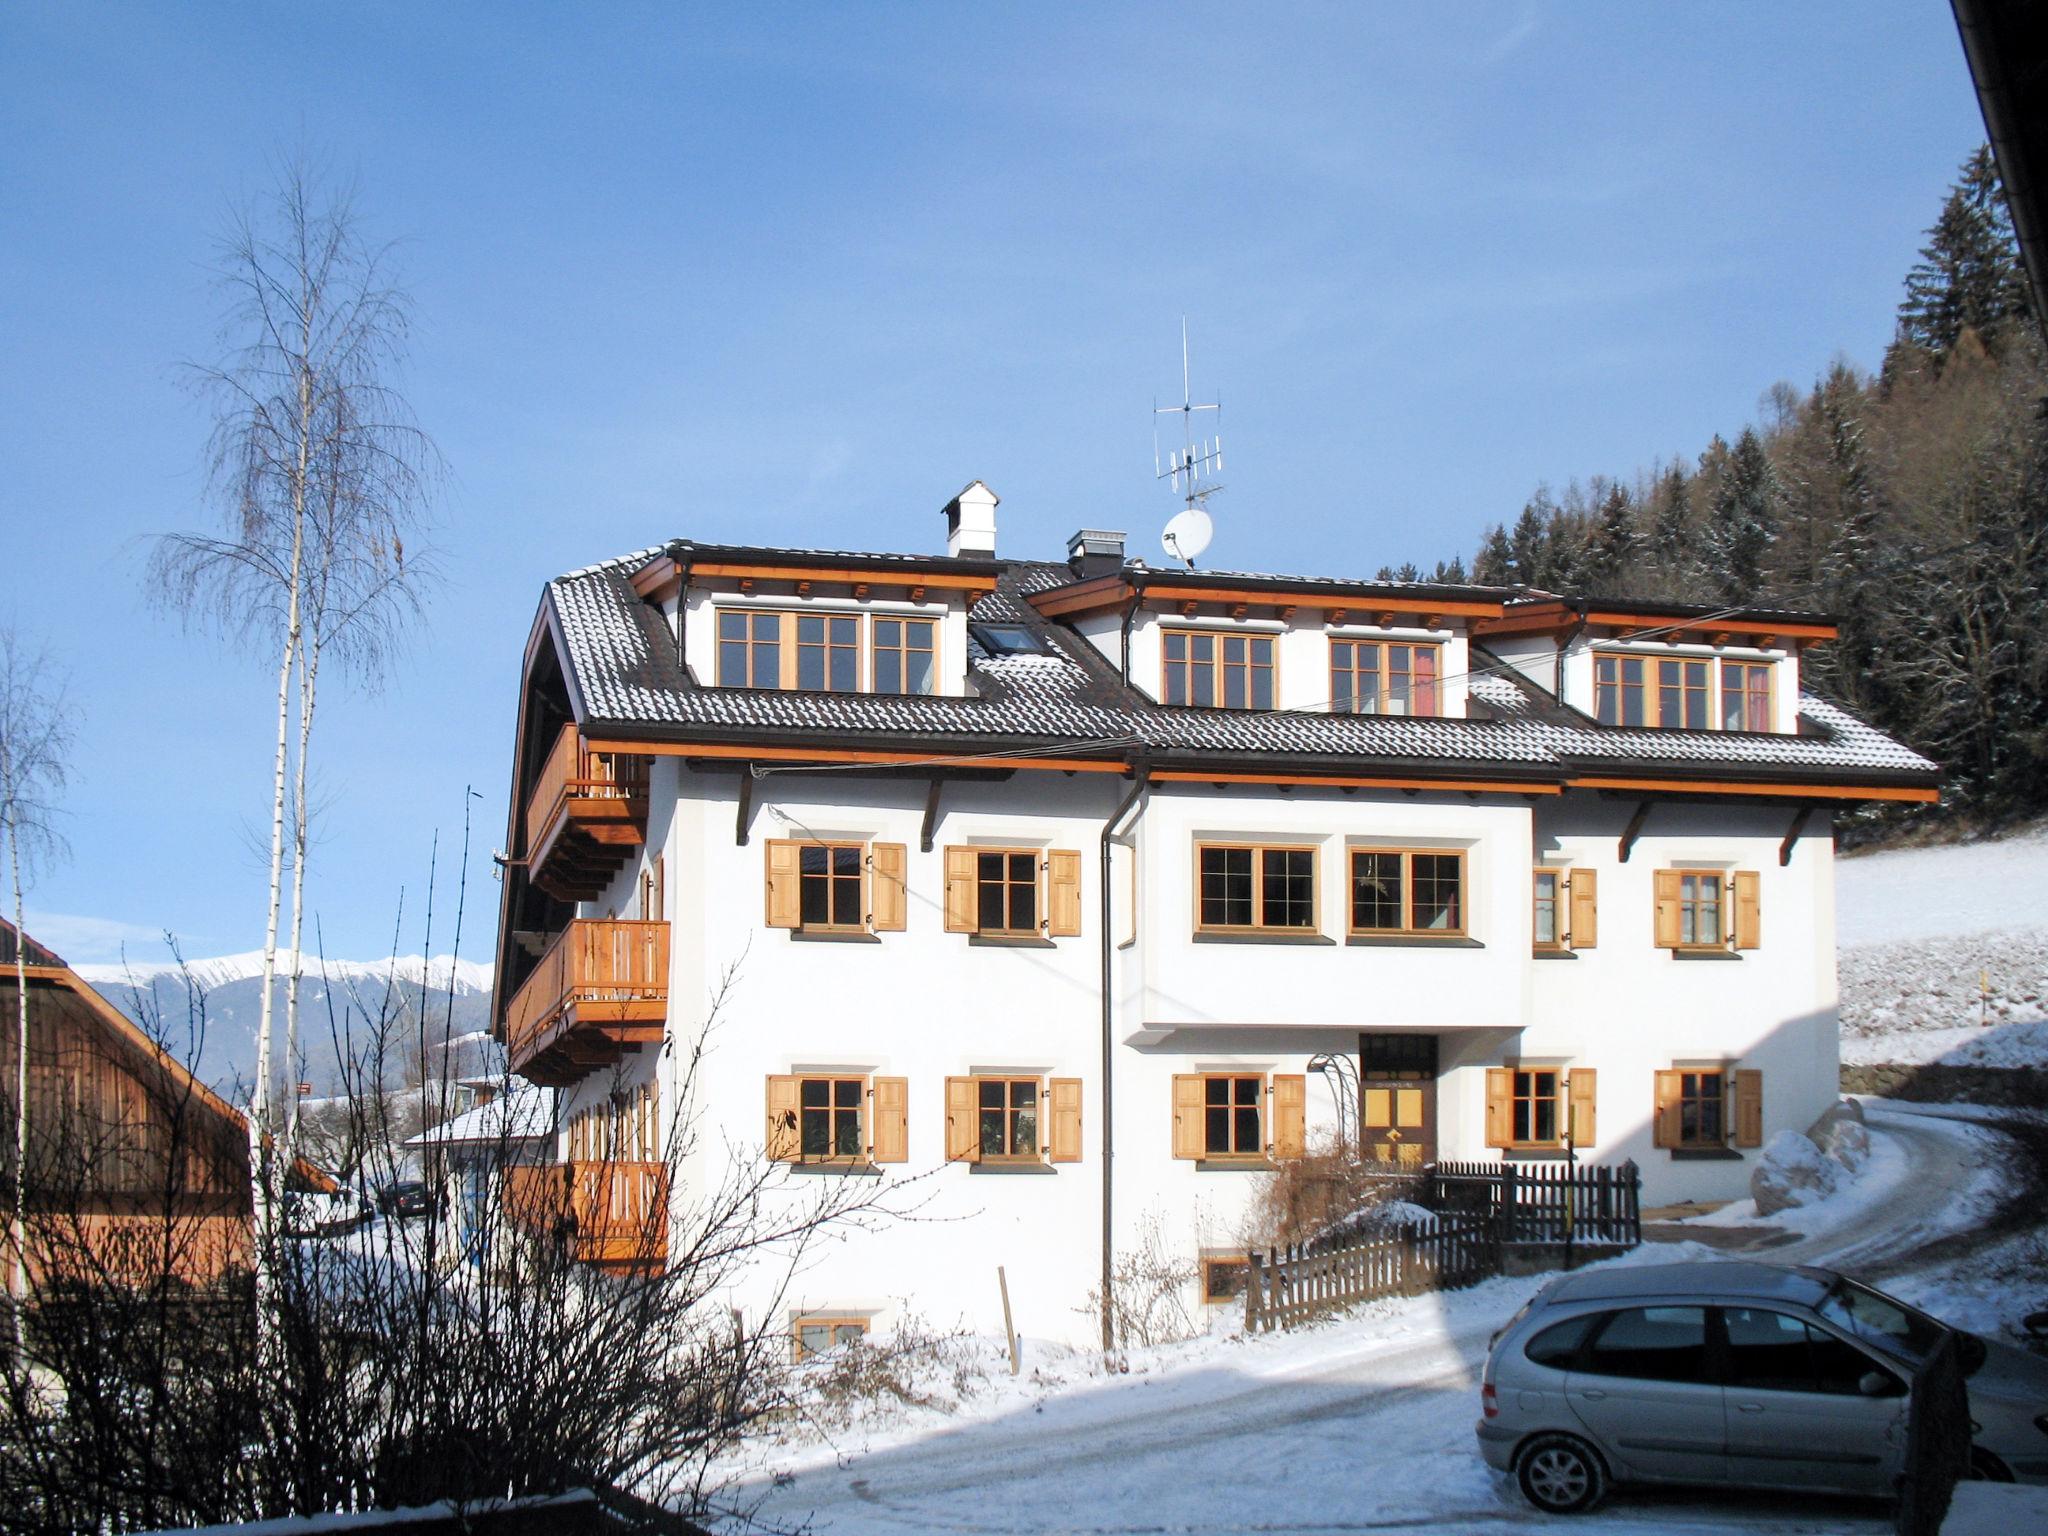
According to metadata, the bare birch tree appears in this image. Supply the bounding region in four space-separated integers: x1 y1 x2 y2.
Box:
148 158 440 1306
0 629 73 1309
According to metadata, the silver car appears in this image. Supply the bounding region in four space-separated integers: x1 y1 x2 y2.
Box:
1475 1260 2048 1514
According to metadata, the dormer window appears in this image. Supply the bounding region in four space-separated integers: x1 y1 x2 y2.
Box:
714 607 937 696
1594 650 1774 732
1330 639 1440 716
1163 629 1275 709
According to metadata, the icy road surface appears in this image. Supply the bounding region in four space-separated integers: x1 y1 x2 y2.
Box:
713 1107 2002 1535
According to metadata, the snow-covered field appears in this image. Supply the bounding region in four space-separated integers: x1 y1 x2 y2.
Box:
1837 823 2048 1069
710 1103 2018 1535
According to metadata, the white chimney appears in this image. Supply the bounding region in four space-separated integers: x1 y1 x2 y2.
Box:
942 480 999 559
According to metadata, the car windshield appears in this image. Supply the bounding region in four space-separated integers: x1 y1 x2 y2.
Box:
1815 1277 1950 1366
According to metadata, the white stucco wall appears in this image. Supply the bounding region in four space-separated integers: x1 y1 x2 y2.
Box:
550 769 1843 1346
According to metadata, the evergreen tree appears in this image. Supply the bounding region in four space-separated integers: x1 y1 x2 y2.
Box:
1645 464 1694 599
1508 493 1553 589
1893 145 2031 367
1394 560 1421 583
1472 524 1513 585
1702 428 1778 600
1432 554 1468 584
1584 484 1641 595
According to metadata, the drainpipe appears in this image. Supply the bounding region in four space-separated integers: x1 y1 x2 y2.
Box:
1098 759 1149 1353
1559 598 1590 699
1120 571 1145 682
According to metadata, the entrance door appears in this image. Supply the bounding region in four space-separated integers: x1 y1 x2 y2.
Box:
1360 1033 1437 1167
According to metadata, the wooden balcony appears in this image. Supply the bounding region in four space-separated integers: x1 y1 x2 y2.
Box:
504 919 668 1087
501 1160 668 1273
525 724 648 902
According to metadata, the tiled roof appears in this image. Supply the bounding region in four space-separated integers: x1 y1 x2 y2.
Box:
541 549 1939 786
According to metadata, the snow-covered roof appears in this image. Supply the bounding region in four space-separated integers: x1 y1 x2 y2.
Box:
539 543 1939 790
403 1084 553 1148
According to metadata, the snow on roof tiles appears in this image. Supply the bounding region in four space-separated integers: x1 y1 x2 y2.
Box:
539 547 1938 783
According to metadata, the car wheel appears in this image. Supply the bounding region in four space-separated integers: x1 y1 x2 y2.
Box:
1966 1448 2015 1482
1516 1433 1608 1515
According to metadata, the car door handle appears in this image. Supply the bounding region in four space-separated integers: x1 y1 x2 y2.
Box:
1577 1389 1607 1401
1735 1403 1765 1413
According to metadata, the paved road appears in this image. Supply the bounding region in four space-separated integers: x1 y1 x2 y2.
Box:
719 1106 1998 1535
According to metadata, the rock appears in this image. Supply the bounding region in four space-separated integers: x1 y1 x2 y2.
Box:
1751 1130 1840 1217
1822 1118 1871 1171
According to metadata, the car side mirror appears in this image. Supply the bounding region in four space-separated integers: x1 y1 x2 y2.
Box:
1858 1371 1895 1398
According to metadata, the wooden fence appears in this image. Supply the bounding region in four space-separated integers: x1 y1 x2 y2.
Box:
1244 1159 1643 1333
1244 1214 1497 1333
1426 1159 1641 1247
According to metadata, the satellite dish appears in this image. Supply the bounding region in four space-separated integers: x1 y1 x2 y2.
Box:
1162 508 1213 568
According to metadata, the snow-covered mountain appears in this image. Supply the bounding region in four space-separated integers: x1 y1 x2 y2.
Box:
75 951 497 1097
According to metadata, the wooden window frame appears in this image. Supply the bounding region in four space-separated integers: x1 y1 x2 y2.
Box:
944 846 1082 938
977 1075 1045 1163
713 606 864 693
947 1073 1080 1164
1200 1254 1252 1305
1161 626 1277 710
795 1074 871 1166
797 841 871 934
1676 1068 1728 1150
1198 1071 1268 1161
1532 867 1565 952
1347 847 1467 938
974 847 1045 938
1194 842 1321 935
869 613 939 697
1720 659 1774 732
790 1313 869 1361
1508 1066 1564 1150
1675 870 1726 950
1327 637 1443 717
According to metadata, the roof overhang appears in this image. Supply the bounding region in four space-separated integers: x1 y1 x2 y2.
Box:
1952 0 2048 345
664 541 1001 601
1475 599 1837 645
1029 572 1510 623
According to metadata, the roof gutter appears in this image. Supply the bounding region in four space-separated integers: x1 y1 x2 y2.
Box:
1098 758 1149 1355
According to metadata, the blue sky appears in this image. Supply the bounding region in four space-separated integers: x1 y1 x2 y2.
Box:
0 2 1987 966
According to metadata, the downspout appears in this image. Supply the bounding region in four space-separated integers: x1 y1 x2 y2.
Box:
1120 571 1145 682
1098 758 1149 1353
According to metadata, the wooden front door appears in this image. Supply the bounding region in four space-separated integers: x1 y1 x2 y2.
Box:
1360 1033 1437 1168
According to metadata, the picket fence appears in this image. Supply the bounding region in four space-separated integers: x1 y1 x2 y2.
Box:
1427 1158 1642 1247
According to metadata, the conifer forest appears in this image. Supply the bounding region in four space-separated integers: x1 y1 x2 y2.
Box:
1398 148 2045 827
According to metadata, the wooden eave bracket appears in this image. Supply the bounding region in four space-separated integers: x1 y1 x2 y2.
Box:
1618 800 1653 863
1779 805 1815 866
735 767 756 846
920 777 945 853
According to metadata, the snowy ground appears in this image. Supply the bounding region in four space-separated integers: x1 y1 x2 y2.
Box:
708 1104 2018 1536
1837 823 2048 1069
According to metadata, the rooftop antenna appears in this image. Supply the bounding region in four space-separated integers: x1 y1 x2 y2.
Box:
1154 318 1223 569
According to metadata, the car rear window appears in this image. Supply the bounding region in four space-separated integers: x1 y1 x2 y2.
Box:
1524 1313 1598 1368
1578 1306 1711 1383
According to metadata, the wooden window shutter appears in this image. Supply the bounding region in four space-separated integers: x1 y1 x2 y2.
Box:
1045 849 1083 937
1048 1076 1082 1163
871 1076 909 1163
1733 1068 1764 1148
1171 1074 1204 1159
1652 869 1682 949
870 842 908 931
1652 1070 1683 1149
1732 870 1761 951
1270 1074 1306 1159
944 1076 980 1163
765 1075 800 1162
1568 868 1598 949
942 846 979 933
764 841 802 929
1483 1068 1512 1149
1568 1068 1598 1148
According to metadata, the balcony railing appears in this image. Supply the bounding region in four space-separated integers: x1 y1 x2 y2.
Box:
503 919 668 1085
501 1160 669 1270
523 724 648 900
